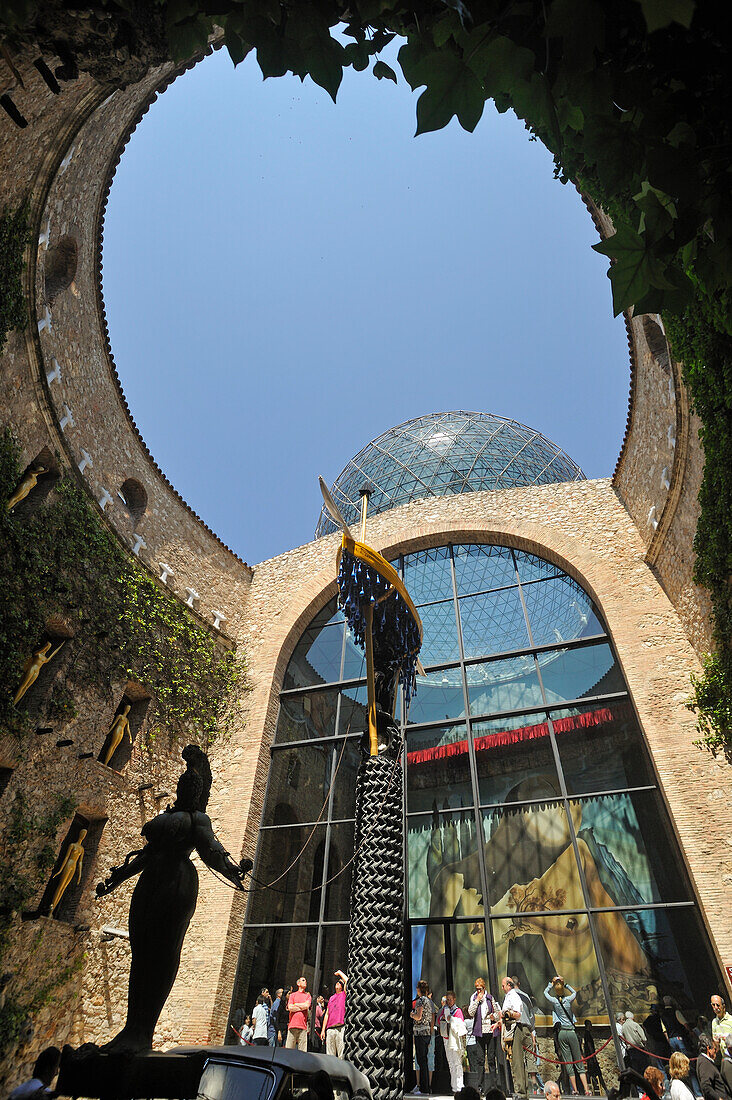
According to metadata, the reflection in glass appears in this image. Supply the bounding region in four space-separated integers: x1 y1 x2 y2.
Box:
473 714 558 806
342 624 366 682
453 544 517 595
483 801 581 911
249 824 328 925
318 923 350 999
404 545 453 604
467 656 542 717
411 924 447 1002
539 644 622 703
329 738 360 821
524 576 604 648
491 914 604 1020
324 822 355 920
262 744 332 826
406 725 471 813
408 810 483 920
407 670 466 725
283 621 344 690
338 684 369 737
514 550 563 585
449 922 490 1009
459 587 529 658
552 700 653 794
419 600 460 665
572 792 692 904
597 906 722 1021
275 690 339 742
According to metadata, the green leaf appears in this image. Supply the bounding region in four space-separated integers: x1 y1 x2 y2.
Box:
593 224 676 315
635 0 696 32
414 53 485 134
440 0 472 28
398 38 431 90
556 98 584 131
224 29 252 67
431 12 461 47
288 7 345 100
344 41 370 72
256 31 289 79
373 60 398 83
166 15 210 62
634 181 677 237
466 34 535 92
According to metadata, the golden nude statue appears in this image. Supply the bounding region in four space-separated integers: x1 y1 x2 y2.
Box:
49 828 87 915
14 641 65 705
101 704 132 766
6 466 46 511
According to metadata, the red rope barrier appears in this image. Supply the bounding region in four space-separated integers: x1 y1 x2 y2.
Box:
533 1036 615 1066
623 1040 697 1063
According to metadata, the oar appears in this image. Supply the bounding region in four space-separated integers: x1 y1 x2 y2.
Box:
319 476 355 539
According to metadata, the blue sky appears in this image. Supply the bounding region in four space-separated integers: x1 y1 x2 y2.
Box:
102 45 628 566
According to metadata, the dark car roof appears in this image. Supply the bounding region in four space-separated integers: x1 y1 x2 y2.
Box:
170 1046 372 1096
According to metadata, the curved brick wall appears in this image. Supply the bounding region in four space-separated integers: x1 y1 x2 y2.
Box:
0 30 720 1086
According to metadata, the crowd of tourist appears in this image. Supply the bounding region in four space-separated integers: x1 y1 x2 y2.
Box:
408 978 732 1100
229 969 348 1058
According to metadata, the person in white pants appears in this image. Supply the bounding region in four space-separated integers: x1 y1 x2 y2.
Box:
438 992 466 1093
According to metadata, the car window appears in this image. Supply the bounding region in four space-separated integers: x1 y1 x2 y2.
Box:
197 1059 276 1100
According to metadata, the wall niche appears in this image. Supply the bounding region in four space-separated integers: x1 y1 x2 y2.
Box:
118 478 148 526
37 811 106 923
5 446 60 517
97 681 151 772
44 234 78 303
13 618 74 717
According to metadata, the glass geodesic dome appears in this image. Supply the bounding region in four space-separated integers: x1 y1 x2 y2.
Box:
315 411 585 537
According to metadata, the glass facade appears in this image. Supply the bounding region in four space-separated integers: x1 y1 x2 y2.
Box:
232 543 720 1054
315 413 585 538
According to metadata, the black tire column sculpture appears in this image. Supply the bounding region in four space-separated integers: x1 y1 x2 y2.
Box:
321 482 423 1100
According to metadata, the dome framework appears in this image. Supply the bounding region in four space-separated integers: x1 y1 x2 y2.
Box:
315 411 585 538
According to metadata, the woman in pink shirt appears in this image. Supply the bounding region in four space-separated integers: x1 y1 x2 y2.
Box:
321 969 348 1058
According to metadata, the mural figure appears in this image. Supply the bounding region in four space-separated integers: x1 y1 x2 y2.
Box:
48 828 87 915
96 744 252 1053
14 641 65 705
6 465 46 511
420 774 653 1015
100 704 131 766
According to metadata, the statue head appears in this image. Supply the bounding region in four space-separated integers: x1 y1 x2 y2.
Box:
77 828 88 842
174 745 212 812
121 704 131 715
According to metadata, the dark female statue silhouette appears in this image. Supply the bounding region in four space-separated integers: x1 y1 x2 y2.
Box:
96 745 252 1052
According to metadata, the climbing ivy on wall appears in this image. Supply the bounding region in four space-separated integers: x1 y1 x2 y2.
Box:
0 791 81 1060
0 1 729 745
0 429 241 744
0 204 29 354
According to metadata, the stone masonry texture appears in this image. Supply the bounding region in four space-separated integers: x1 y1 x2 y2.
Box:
0 30 729 1096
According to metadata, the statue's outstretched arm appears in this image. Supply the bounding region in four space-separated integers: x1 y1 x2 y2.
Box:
96 846 147 897
194 817 252 890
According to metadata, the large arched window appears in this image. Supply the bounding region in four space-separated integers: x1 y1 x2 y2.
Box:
231 543 721 1046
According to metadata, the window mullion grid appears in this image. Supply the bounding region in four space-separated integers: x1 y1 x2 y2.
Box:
527 589 625 1063
450 544 498 998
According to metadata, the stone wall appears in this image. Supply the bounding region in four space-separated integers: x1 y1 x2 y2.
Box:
583 200 712 655
0 25 725 1096
0 41 258 1090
